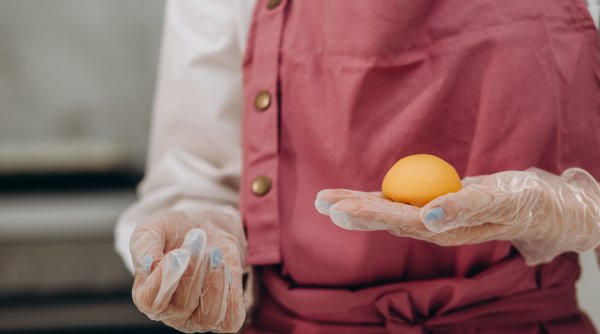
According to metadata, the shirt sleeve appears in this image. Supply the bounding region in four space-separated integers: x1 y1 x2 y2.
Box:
588 0 600 29
114 0 250 274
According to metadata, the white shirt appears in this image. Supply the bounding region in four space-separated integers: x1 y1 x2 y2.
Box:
589 0 600 27
115 0 600 274
115 0 256 273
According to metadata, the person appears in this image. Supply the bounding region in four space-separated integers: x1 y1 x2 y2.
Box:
115 0 600 333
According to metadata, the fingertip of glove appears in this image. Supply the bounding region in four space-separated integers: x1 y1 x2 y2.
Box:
141 254 154 275
224 266 232 284
315 189 334 215
183 228 207 256
328 202 354 230
423 206 444 223
315 198 331 215
422 207 448 233
168 249 191 274
209 248 224 269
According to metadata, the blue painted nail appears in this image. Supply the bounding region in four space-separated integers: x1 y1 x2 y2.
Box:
210 248 223 269
142 254 153 274
185 231 205 255
224 267 232 283
424 207 445 223
191 237 204 254
170 250 188 272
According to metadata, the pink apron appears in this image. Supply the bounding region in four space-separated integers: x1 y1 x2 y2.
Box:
240 0 600 333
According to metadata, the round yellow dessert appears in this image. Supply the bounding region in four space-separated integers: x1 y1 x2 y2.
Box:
382 154 462 207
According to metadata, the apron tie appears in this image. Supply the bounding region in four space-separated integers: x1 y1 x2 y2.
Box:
373 284 580 333
375 291 427 334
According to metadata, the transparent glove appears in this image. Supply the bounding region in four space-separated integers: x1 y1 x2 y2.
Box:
130 208 246 333
315 168 600 266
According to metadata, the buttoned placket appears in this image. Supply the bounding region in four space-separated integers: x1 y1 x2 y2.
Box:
242 0 287 264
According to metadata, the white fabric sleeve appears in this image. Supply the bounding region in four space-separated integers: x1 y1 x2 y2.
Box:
114 0 250 274
587 0 600 28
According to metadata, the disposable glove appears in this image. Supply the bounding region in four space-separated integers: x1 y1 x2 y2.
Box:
130 208 246 333
315 168 600 266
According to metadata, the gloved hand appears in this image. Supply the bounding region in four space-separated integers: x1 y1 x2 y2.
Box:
130 208 246 333
316 167 600 266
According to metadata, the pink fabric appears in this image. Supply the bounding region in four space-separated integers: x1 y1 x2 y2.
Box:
246 256 596 333
240 0 600 332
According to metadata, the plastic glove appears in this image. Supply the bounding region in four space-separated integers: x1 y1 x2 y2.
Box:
315 168 600 266
130 208 246 333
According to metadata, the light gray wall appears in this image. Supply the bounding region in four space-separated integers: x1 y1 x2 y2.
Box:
0 0 165 171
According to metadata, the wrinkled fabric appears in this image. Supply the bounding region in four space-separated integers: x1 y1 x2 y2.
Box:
246 257 597 334
241 0 600 332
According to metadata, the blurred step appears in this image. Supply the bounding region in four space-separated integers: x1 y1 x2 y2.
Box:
0 190 136 239
0 293 178 333
0 240 133 296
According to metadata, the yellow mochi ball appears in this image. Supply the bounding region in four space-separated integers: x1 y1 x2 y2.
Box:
382 154 462 207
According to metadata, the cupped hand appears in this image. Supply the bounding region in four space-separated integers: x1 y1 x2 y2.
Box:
315 168 600 265
314 188 507 247
130 209 246 333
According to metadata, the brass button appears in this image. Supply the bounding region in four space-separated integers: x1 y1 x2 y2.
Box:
251 175 272 196
254 90 272 111
266 0 283 10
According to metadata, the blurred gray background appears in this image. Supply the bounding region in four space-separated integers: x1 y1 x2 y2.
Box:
0 0 177 332
0 0 598 332
0 0 159 172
